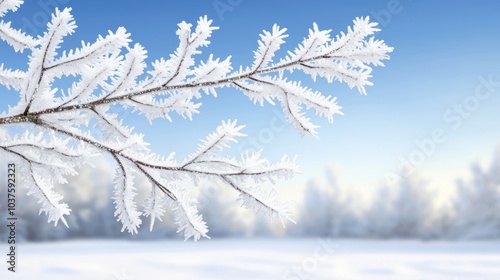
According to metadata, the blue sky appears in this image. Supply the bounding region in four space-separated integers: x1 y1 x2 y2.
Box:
1 0 500 198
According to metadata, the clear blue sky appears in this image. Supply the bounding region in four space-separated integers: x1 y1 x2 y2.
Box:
1 0 500 197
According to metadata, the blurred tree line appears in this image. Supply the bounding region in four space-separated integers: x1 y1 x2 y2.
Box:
1 148 500 242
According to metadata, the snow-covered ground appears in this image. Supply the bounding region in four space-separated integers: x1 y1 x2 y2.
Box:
1 239 500 280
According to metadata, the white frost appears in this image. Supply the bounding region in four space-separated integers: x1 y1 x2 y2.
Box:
0 1 392 240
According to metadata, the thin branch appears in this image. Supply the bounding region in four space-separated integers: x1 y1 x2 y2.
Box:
0 41 368 125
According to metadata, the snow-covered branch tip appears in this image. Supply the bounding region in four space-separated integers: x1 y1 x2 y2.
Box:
0 0 392 240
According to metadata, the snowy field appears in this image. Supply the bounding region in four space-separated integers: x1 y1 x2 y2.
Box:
1 239 500 280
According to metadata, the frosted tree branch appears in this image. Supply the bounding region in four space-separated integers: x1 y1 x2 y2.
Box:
0 0 392 240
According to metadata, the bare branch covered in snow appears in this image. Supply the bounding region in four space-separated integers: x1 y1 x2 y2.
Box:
0 0 392 240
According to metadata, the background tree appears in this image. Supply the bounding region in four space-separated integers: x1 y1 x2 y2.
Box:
292 167 364 238
295 179 334 237
366 177 432 238
197 182 244 238
0 0 392 240
452 148 500 239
